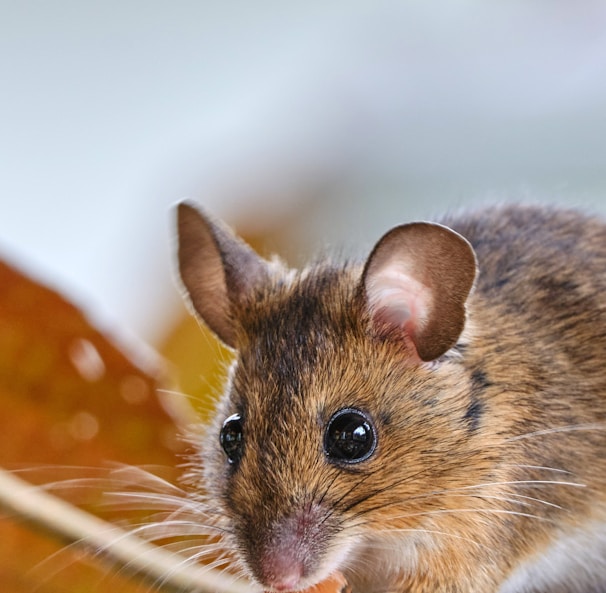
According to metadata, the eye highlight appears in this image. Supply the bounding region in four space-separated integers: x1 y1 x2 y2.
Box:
220 413 244 464
324 408 377 464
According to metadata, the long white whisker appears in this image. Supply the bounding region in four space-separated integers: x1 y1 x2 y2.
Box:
103 491 203 513
107 465 186 492
148 542 253 593
365 527 489 550
505 423 606 442
443 479 586 492
0 469 248 593
502 464 574 475
368 478 586 511
385 507 554 523
155 540 229 559
444 492 564 510
110 519 226 542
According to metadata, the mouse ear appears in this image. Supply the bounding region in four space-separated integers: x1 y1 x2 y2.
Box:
176 201 271 348
362 222 477 362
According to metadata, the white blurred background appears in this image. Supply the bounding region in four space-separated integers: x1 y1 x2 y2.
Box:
2 1 606 348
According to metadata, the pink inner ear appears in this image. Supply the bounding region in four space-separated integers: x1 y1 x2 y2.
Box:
365 265 433 359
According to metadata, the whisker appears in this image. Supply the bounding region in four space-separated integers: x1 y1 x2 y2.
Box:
313 466 342 508
506 423 606 442
155 540 230 560
106 465 187 494
29 537 106 592
0 469 248 593
502 464 574 475
484 492 563 510
339 456 460 516
120 519 228 541
145 543 253 593
370 527 490 550
402 479 586 504
380 507 555 524
157 387 203 404
103 491 202 512
107 538 234 593
322 471 375 523
343 477 583 524
454 479 587 491
439 492 564 511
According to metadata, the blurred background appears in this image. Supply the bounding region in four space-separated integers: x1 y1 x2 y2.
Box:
1 1 606 591
3 0 606 348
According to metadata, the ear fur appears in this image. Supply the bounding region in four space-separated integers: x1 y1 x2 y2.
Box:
176 201 271 348
362 222 477 362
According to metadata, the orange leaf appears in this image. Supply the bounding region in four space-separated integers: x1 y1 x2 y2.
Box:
0 258 184 592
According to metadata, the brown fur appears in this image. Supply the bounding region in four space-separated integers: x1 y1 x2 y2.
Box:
179 203 606 593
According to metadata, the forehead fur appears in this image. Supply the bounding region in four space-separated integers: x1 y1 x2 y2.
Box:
232 262 366 399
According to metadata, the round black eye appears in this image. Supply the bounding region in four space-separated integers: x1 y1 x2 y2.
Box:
324 408 377 464
220 414 244 464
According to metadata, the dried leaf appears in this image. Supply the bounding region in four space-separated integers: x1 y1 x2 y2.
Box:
0 259 185 592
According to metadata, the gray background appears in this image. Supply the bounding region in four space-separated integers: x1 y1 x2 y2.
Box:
2 1 606 346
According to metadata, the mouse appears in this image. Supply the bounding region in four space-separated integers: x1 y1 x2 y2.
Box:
175 201 606 593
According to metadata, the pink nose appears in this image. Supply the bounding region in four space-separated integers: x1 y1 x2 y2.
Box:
262 556 304 591
272 575 301 592
255 505 329 591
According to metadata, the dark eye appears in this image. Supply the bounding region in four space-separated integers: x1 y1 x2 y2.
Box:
324 408 377 464
220 414 244 464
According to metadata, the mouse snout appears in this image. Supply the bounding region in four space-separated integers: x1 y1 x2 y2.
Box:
248 503 331 592
260 552 304 592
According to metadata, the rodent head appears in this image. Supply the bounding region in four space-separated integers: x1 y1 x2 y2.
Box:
177 202 478 592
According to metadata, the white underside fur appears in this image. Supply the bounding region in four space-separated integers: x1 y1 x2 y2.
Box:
498 519 606 593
